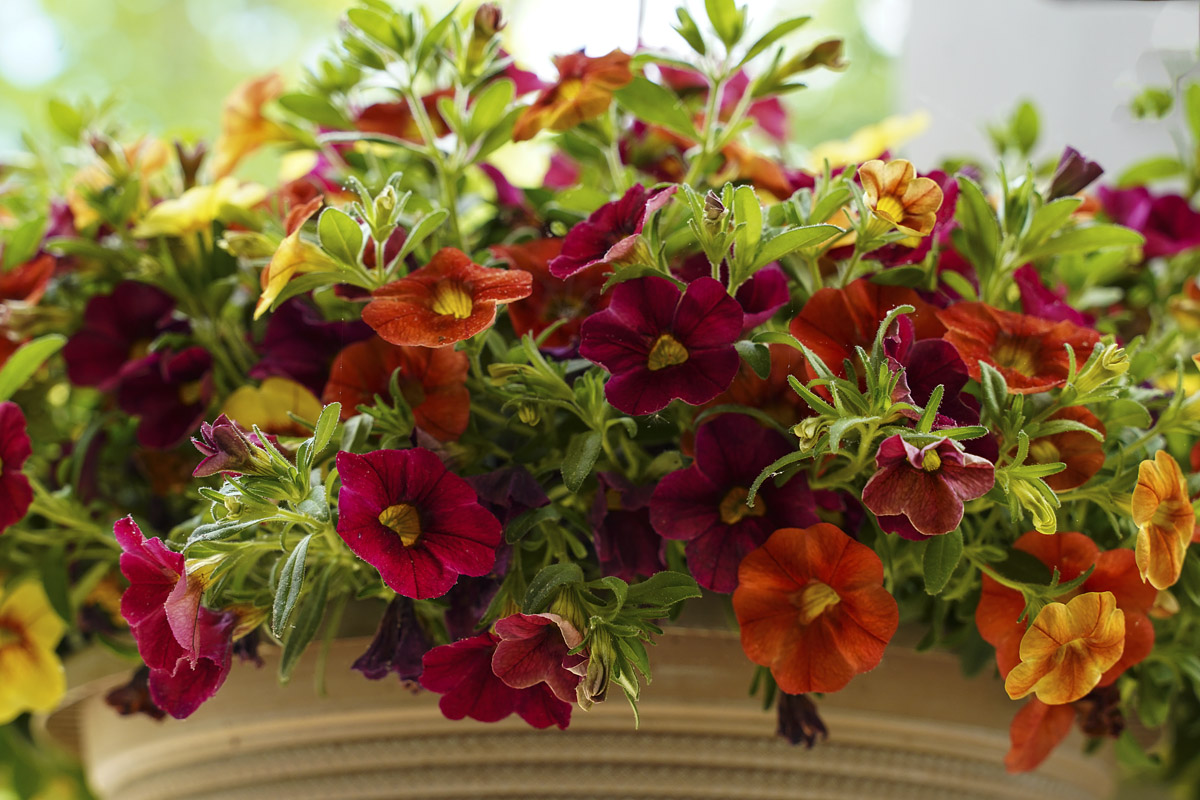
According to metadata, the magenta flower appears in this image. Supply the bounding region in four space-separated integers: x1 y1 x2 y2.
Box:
191 414 274 478
590 472 664 581
1014 264 1095 328
419 632 572 729
579 276 742 416
62 281 182 391
249 298 371 397
116 347 214 449
549 184 677 278
1099 185 1200 259
114 517 234 718
0 402 32 534
353 597 432 684
861 436 995 540
650 414 818 592
492 612 586 703
335 448 502 600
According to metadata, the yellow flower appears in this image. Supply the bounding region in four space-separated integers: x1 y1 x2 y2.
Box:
1132 450 1195 590
807 112 930 170
211 73 288 179
132 177 267 238
858 158 944 237
253 222 336 320
1004 591 1125 706
0 581 66 723
221 377 323 436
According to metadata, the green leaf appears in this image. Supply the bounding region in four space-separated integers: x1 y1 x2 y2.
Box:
272 534 313 638
523 563 584 614
312 403 341 455
396 209 449 263
1186 83 1200 144
613 77 699 140
1 217 47 271
990 549 1053 586
1011 99 1039 154
704 0 744 47
1024 224 1144 260
1103 398 1152 430
738 16 810 66
978 361 1009 416
1023 197 1083 250
955 176 1000 272
505 504 561 544
37 547 72 624
673 7 706 55
868 265 924 287
923 529 963 595
47 98 84 140
347 7 405 53
269 271 354 311
416 4 457 69
317 208 364 265
0 334 65 401
278 93 351 128
752 224 841 268
468 78 514 141
1117 156 1185 189
624 570 702 608
939 269 977 302
278 563 332 684
734 340 770 380
747 449 810 507
562 430 603 493
733 184 763 265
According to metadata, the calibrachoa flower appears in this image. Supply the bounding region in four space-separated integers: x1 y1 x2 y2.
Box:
861 435 995 539
323 336 470 441
1132 450 1194 590
549 184 677 279
1004 591 1125 706
356 90 452 143
0 581 66 724
492 612 586 703
591 472 664 582
62 281 181 391
512 50 633 141
419 632 572 729
362 248 532 348
221 377 323 437
116 347 215 449
1014 264 1094 328
0 402 33 535
249 298 372 398
1023 407 1106 492
0 253 54 307
651 414 818 592
858 158 944 236
1046 146 1103 200
733 524 899 694
353 597 432 685
191 414 272 478
335 448 502 599
674 254 789 331
938 302 1101 394
254 198 333 319
860 170 959 267
1098 185 1200 259
706 343 810 429
211 73 287 178
776 692 827 748
884 315 979 427
579 276 742 416
1004 699 1079 773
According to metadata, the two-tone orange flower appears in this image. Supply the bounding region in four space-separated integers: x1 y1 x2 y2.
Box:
212 73 288 178
938 303 1100 394
1004 591 1125 706
1132 450 1195 590
362 248 532 348
858 159 944 236
733 524 899 694
512 50 633 141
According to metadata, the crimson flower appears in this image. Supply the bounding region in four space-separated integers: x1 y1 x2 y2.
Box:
1013 265 1094 328
579 276 742 416
362 248 532 348
249 298 372 398
1099 185 1200 259
0 402 33 534
650 414 818 592
62 281 181 391
116 347 214 449
355 90 452 143
674 253 790 331
548 184 677 279
590 472 664 582
335 448 501 599
883 315 979 427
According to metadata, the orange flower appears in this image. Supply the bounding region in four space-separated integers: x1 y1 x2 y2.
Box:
512 50 633 141
356 90 453 143
1004 698 1077 773
1004 591 1125 705
707 343 809 429
1023 406 1106 492
938 303 1100 394
363 248 532 348
212 73 288 179
323 336 470 441
1132 450 1195 590
732 524 898 694
858 159 944 236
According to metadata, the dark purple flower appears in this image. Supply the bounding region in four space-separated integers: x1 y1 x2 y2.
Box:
104 666 167 721
335 448 502 599
0 402 32 534
861 436 995 540
492 612 586 703
62 281 182 391
650 414 819 592
580 276 742 416
250 298 371 397
1048 147 1103 200
884 315 979 427
549 184 677 278
591 472 664 581
1014 264 1095 328
1099 186 1200 259
466 465 549 526
116 347 214 450
777 692 827 748
353 597 432 684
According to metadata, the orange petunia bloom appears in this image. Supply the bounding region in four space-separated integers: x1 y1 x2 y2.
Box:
512 50 633 142
253 198 333 320
0 254 55 307
1004 591 1125 706
1132 450 1195 590
1004 698 1077 773
356 90 453 143
707 343 810 429
323 336 470 441
938 303 1100 394
858 159 944 236
212 73 288 179
1023 406 1106 492
362 248 532 349
732 524 899 694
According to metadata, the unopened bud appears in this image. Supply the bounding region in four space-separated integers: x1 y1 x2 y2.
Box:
792 417 827 450
1073 342 1129 395
703 191 725 224
473 4 505 38
1149 589 1180 620
1010 479 1057 535
220 231 279 259
223 495 244 518
517 402 540 426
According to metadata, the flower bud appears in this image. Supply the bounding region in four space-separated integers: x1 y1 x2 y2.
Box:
373 185 398 226
1072 342 1129 395
1010 479 1058 535
517 402 540 426
792 417 827 451
1149 589 1180 620
473 4 505 38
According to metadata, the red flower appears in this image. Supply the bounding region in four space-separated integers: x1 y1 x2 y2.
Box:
548 184 677 279
0 402 33 534
0 253 54 306
323 336 470 441
492 612 586 703
512 50 633 142
733 524 899 694
705 343 810 429
362 248 532 348
1022 406 1106 492
590 472 665 582
490 238 610 352
335 448 501 599
938 303 1100 394
579 276 742 416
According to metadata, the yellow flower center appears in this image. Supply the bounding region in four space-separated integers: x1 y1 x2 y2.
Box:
378 503 422 547
647 334 689 371
178 380 204 406
128 339 152 362
718 486 767 525
0 621 23 649
430 281 474 319
992 336 1039 377
921 450 942 472
795 581 841 625
1030 439 1060 464
874 194 905 224
557 78 584 102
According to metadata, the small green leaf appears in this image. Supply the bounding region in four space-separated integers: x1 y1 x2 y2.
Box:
1116 156 1185 189
1186 83 1200 144
955 176 1000 272
523 563 584 614
704 0 744 47
624 570 702 608
738 16 810 66
272 534 313 638
752 224 841 268
347 7 404 53
312 403 342 455
613 77 698 140
978 361 1009 416
733 184 763 265
673 7 706 55
396 209 449 263
505 505 561 544
0 334 66 401
278 563 332 684
868 265 924 287
939 269 977 302
278 93 352 129
734 340 770 380
47 98 84 140
1024 224 1144 260
1023 197 1083 249
923 529 963 595
468 78 514 140
317 208 364 266
1011 99 1039 155
2 217 47 271
562 430 603 493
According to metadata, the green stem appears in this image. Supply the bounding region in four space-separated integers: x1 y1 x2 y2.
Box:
404 88 465 250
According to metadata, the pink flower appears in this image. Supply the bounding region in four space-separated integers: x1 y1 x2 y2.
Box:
492 612 586 703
